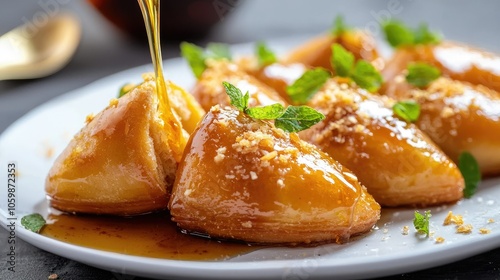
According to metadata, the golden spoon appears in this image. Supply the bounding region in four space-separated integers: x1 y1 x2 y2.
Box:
0 13 81 80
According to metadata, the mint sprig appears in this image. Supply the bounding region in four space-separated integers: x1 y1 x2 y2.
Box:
406 63 441 88
393 100 421 123
414 23 441 45
332 44 354 77
286 68 331 104
274 106 325 133
382 20 441 48
458 152 481 198
331 15 349 36
413 210 431 236
180 42 232 79
330 43 383 92
21 213 46 233
351 60 383 93
246 103 285 119
222 82 324 133
206 43 232 60
256 42 278 66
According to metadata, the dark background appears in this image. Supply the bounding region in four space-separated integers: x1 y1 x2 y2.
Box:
1 1 500 279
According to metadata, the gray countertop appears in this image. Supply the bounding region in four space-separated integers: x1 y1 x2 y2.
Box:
1 1 500 279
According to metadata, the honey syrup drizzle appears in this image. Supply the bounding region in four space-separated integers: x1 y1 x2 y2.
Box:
137 0 186 161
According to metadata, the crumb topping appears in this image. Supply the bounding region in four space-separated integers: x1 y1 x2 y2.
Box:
479 228 491 234
109 98 119 107
214 147 227 163
305 79 400 146
85 113 95 124
241 221 252 228
443 211 464 226
456 224 473 234
402 225 409 235
435 237 445 243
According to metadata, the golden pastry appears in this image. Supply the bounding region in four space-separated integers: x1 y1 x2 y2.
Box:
384 75 500 175
46 78 190 215
382 41 500 93
300 77 465 206
192 60 288 111
283 29 381 72
169 105 380 244
245 61 309 103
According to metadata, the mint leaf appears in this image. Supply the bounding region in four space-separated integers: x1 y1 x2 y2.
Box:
181 42 232 79
222 82 325 133
382 20 415 48
246 103 285 119
274 106 325 133
332 15 348 36
330 44 382 92
256 42 277 66
351 60 383 92
382 20 441 48
406 63 441 88
21 213 46 233
207 43 232 60
413 210 431 236
118 83 135 98
331 44 355 77
393 101 421 122
222 81 248 111
414 23 441 45
286 68 331 104
180 42 207 79
458 152 481 198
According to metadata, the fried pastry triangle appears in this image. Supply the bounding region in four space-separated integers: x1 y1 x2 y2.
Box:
384 76 500 175
169 105 380 244
46 79 189 215
301 78 465 206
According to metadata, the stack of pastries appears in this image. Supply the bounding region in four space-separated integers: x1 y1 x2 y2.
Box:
45 19 500 245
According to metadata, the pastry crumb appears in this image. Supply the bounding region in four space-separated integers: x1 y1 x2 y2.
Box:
440 106 454 118
443 211 463 226
488 218 495 224
109 98 119 107
260 151 277 161
241 221 252 228
479 228 491 235
250 171 258 180
435 237 445 244
214 147 227 163
402 226 409 235
48 274 58 280
456 224 473 234
85 113 95 124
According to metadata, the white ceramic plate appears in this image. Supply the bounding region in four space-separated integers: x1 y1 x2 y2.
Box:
1 37 500 280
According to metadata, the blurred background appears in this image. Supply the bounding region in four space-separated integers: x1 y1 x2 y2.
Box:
1 0 500 134
1 1 500 279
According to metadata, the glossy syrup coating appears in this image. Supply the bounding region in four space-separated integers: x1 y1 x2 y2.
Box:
166 78 206 134
283 30 383 72
384 76 500 175
301 78 464 207
169 106 380 244
247 61 309 104
192 60 287 111
382 41 500 92
46 80 189 215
